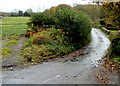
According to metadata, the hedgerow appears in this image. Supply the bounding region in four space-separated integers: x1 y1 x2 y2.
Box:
22 4 92 62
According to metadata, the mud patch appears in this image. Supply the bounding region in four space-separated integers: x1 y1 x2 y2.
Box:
2 37 26 70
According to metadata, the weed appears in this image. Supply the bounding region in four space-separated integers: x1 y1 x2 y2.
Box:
1 48 11 58
112 58 120 62
21 28 75 62
4 40 18 47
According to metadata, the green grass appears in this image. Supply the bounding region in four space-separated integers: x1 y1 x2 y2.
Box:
2 24 28 35
1 17 30 35
1 17 29 25
110 30 118 32
1 17 30 58
1 48 11 58
3 40 18 47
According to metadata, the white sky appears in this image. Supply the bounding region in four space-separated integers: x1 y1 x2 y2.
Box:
0 0 93 12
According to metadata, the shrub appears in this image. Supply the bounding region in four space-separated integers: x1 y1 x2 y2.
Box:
32 31 52 45
25 37 33 47
2 48 11 58
21 28 75 62
27 13 45 29
27 12 56 29
111 37 120 56
23 4 92 62
43 10 56 27
56 8 92 46
27 4 92 50
99 19 106 26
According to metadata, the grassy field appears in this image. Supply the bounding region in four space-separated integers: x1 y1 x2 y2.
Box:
1 17 30 58
1 17 29 24
1 17 30 35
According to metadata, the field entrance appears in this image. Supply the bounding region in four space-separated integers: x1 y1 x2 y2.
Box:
1 17 30 70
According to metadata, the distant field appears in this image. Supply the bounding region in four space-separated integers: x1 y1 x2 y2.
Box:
1 17 30 35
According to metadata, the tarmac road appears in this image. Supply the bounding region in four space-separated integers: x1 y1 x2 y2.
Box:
2 28 110 84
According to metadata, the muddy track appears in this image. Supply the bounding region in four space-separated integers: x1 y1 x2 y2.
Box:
2 28 111 84
2 37 25 69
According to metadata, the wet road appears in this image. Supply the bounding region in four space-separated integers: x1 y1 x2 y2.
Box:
2 28 110 84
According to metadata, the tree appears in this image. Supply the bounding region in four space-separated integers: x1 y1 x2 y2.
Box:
24 8 33 17
10 9 19 16
18 10 23 16
10 12 18 17
101 2 120 29
24 11 29 16
74 4 100 27
10 9 24 17
26 8 33 13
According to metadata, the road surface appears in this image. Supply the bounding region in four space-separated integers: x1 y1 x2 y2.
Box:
2 28 110 84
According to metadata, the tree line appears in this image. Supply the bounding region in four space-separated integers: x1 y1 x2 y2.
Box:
10 8 33 17
0 8 33 17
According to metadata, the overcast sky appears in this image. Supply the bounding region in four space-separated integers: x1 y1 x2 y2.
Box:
0 0 94 12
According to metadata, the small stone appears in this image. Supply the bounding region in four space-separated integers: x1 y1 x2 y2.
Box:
74 76 77 77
